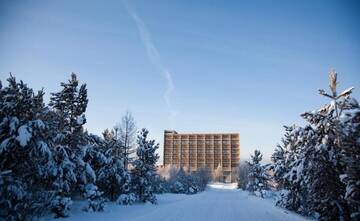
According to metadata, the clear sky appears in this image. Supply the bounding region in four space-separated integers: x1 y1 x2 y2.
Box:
1 0 359 162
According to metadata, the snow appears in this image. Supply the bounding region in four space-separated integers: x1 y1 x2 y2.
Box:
77 115 85 125
36 141 51 157
84 184 98 198
339 174 347 181
0 138 11 153
41 183 309 221
85 163 96 182
9 117 19 133
16 125 32 147
34 119 45 129
338 87 354 97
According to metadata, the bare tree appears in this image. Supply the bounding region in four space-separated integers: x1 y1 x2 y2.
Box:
213 164 223 182
237 161 250 189
115 111 137 168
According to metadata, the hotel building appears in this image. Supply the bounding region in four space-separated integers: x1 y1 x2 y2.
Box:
163 130 240 181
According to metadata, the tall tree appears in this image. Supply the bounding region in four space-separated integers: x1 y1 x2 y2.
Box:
271 125 314 214
132 129 159 204
49 73 88 150
49 73 102 215
272 70 360 220
115 111 137 168
0 75 54 220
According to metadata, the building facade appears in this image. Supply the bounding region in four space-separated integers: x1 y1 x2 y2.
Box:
163 130 240 182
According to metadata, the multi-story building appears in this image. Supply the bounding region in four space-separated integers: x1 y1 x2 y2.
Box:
163 130 240 182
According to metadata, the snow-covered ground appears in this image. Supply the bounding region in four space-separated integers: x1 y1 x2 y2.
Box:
41 183 309 221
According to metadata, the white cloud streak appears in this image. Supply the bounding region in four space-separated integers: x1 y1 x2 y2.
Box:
124 1 176 117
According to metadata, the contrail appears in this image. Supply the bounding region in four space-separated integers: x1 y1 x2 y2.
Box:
123 1 175 116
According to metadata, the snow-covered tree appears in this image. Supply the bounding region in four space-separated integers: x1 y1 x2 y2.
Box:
0 75 55 220
246 150 269 198
340 109 360 220
48 74 85 199
169 168 198 194
49 72 88 150
152 174 168 194
82 183 105 212
270 125 295 190
131 129 159 204
272 125 315 214
87 134 132 202
49 73 103 214
310 71 359 220
51 196 72 218
192 166 212 191
272 70 360 220
157 165 210 194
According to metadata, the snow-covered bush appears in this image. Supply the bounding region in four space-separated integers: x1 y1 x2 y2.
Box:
159 166 211 195
170 181 185 193
152 174 169 194
51 196 72 218
83 184 105 212
89 135 132 202
168 168 199 194
116 193 136 205
192 167 212 191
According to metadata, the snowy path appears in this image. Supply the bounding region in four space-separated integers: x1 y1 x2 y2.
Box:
42 183 309 221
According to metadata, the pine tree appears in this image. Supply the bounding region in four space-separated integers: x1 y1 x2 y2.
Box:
48 74 84 197
0 75 55 220
82 183 105 212
272 125 315 215
49 73 102 214
270 125 296 190
132 129 159 204
170 168 198 194
340 108 360 220
272 70 360 220
192 166 212 192
88 134 132 202
300 111 348 219
49 73 88 150
246 150 269 198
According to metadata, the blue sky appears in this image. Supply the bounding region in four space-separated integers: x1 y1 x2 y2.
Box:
1 0 359 162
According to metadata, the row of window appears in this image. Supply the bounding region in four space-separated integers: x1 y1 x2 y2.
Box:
167 146 239 150
168 140 239 145
167 151 238 155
